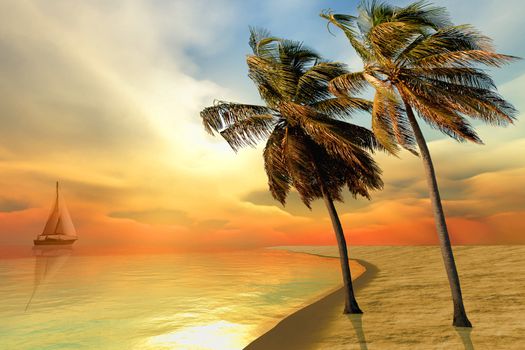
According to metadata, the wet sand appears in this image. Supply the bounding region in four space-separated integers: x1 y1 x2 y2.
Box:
245 258 376 350
245 246 525 349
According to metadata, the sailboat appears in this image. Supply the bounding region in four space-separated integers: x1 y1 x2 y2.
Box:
34 182 78 246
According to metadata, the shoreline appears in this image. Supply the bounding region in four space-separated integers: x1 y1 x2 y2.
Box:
244 253 378 350
246 245 525 349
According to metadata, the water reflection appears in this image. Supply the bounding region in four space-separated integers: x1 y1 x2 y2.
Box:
25 246 72 311
146 321 251 350
2 250 343 349
456 327 475 350
347 314 368 350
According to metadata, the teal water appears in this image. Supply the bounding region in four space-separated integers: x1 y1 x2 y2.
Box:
0 248 340 350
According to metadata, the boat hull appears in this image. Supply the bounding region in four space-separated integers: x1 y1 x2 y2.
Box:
34 238 77 246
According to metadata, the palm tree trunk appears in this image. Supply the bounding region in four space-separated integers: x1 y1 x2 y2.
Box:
322 189 362 314
402 98 472 328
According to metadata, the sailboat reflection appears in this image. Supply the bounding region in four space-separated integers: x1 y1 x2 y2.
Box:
25 246 73 311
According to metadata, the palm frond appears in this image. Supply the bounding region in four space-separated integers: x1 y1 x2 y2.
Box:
368 21 422 60
390 112 418 155
402 67 496 89
371 88 418 154
363 72 397 102
248 27 281 59
398 84 482 143
392 0 451 29
313 146 383 201
357 0 449 32
310 97 372 119
371 92 400 154
397 25 497 64
417 50 517 68
283 104 380 170
201 101 273 135
403 76 516 125
315 116 385 152
283 127 321 208
220 114 278 151
329 71 368 96
369 88 418 155
277 39 321 72
295 62 348 103
357 0 392 32
263 125 292 204
247 55 299 102
249 27 269 52
284 125 383 204
320 11 371 61
345 168 383 199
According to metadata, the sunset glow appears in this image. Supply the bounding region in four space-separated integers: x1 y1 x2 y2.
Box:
1 0 524 253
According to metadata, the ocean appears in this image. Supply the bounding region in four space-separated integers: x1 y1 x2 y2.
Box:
0 248 341 350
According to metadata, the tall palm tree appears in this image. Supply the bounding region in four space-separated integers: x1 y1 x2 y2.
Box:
201 29 384 314
321 1 517 327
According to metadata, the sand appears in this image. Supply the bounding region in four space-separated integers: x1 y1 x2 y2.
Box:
244 258 374 350
245 246 525 349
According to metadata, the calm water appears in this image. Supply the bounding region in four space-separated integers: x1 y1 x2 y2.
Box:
0 248 340 350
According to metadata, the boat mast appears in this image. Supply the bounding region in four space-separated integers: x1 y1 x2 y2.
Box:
53 181 64 235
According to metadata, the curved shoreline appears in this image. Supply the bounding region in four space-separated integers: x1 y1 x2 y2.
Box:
244 255 378 350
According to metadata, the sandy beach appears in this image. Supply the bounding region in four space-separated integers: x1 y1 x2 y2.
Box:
245 258 374 350
246 246 525 349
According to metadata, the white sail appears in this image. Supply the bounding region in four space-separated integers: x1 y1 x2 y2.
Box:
37 182 77 240
56 190 77 236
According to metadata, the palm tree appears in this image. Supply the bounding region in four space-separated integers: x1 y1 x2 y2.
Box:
201 29 384 314
321 1 517 327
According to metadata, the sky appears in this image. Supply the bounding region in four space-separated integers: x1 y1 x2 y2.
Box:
0 0 524 251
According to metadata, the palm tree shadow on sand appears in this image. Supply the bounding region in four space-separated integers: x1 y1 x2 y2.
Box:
347 314 368 350
456 327 475 350
25 246 73 311
306 298 474 350
343 300 475 350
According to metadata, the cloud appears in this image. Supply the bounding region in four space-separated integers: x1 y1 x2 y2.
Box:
107 208 229 230
108 209 192 226
0 0 523 248
0 198 29 213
